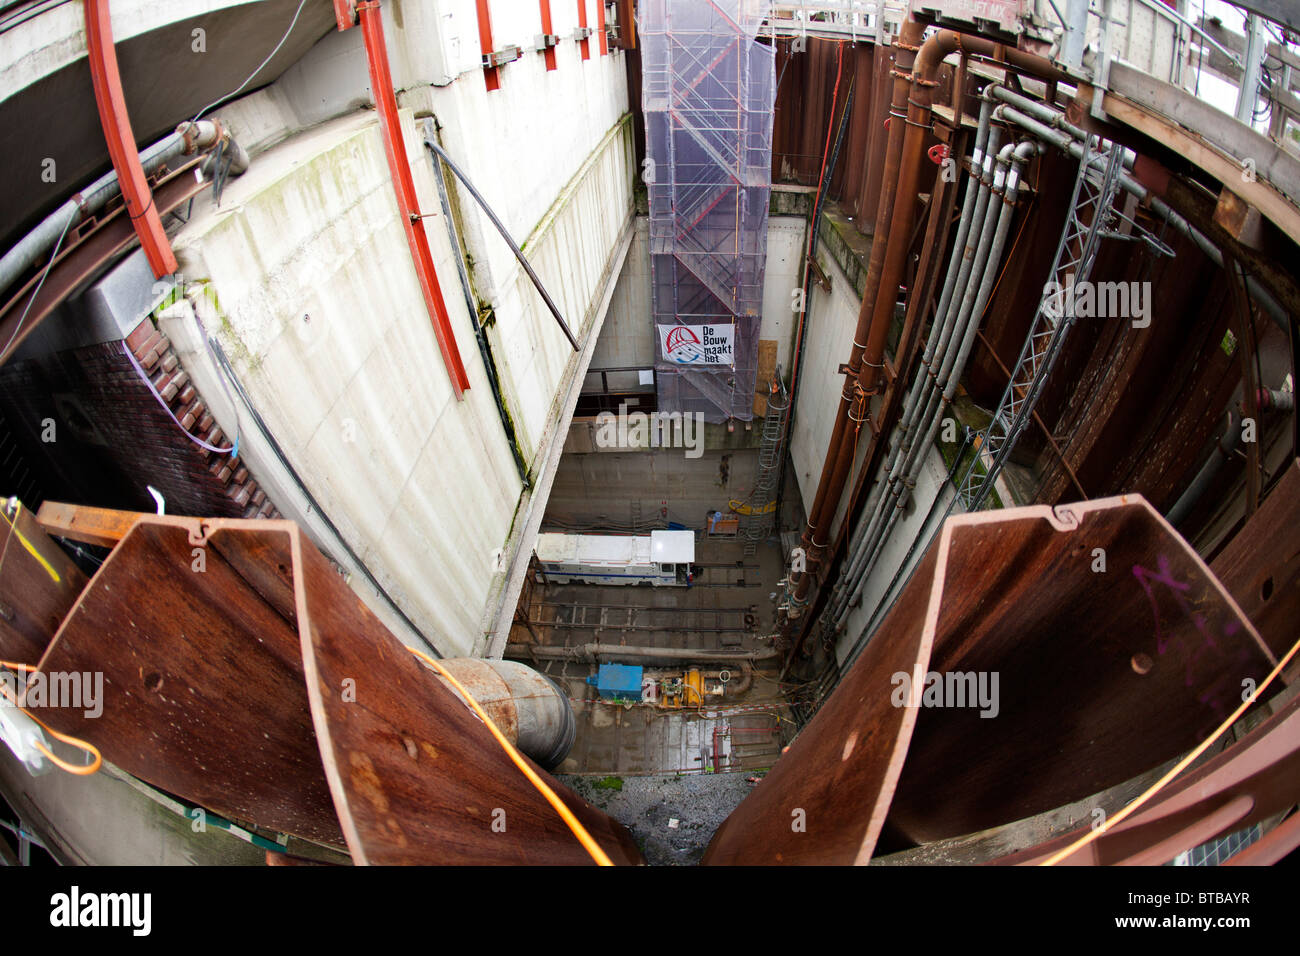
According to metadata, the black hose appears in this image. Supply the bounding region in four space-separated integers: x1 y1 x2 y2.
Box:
210 340 441 657
422 138 580 352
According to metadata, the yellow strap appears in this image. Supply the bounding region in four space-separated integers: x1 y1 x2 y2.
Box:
1042 632 1300 866
408 647 614 866
0 501 60 583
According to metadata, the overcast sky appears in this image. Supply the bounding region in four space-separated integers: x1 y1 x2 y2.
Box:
1189 0 1287 129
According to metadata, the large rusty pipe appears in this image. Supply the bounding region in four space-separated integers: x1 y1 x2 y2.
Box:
787 25 1068 613
433 658 576 770
789 20 924 603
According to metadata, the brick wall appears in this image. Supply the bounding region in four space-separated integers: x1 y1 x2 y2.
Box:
0 318 280 521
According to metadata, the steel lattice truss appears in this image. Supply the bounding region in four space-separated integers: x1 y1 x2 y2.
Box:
956 135 1127 510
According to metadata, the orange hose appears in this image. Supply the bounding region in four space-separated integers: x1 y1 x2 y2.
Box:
408 647 613 866
1041 632 1300 866
0 662 102 775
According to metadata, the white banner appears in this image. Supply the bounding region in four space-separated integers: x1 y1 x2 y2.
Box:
657 324 735 366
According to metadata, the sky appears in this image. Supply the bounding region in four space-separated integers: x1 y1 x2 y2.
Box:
1188 0 1290 131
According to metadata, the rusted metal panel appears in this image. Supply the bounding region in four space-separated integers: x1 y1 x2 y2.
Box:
855 43 895 232
0 504 85 664
989 690 1300 866
1033 225 1239 510
34 519 344 846
709 497 1272 863
1210 460 1300 671
32 513 641 864
294 538 643 865
888 497 1273 843
832 44 875 212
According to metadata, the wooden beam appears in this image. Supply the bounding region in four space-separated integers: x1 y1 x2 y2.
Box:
1103 62 1300 245
36 501 145 549
1105 91 1300 244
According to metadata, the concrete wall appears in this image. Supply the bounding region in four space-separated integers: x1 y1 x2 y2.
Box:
161 13 635 659
784 232 956 666
544 448 760 532
788 244 873 536
590 218 653 375
761 217 808 374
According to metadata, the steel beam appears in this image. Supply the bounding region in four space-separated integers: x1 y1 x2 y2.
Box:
83 0 177 279
0 163 206 365
356 1 471 399
1210 459 1300 677
577 0 591 61
477 0 502 90
540 0 558 71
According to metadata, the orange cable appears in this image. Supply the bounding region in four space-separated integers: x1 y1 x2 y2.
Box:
0 662 102 776
407 647 614 866
1041 631 1300 865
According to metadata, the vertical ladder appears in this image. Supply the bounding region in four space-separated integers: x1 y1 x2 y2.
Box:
740 370 791 555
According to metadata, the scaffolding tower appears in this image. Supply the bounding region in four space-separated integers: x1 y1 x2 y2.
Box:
639 0 776 424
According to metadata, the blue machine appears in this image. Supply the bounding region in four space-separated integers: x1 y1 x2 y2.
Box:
587 664 643 702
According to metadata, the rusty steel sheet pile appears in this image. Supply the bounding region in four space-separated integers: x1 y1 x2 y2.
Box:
987 690 1300 865
0 504 87 665
704 496 1276 865
29 514 643 865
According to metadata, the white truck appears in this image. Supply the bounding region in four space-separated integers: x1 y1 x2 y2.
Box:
534 530 696 586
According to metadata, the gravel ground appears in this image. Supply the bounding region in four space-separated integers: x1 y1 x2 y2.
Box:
558 771 761 865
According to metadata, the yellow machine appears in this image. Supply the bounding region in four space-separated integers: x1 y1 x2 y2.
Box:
658 668 704 709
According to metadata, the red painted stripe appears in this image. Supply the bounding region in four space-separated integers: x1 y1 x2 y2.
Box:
358 2 470 398
577 0 590 60
332 0 355 30
539 0 557 71
83 0 176 278
597 0 607 55
476 0 501 90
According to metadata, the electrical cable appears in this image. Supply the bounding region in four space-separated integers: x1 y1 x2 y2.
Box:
1 211 73 362
122 340 236 455
0 660 102 776
407 645 614 866
189 0 309 125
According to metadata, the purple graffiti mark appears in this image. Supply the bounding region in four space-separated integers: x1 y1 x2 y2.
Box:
1131 553 1250 720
